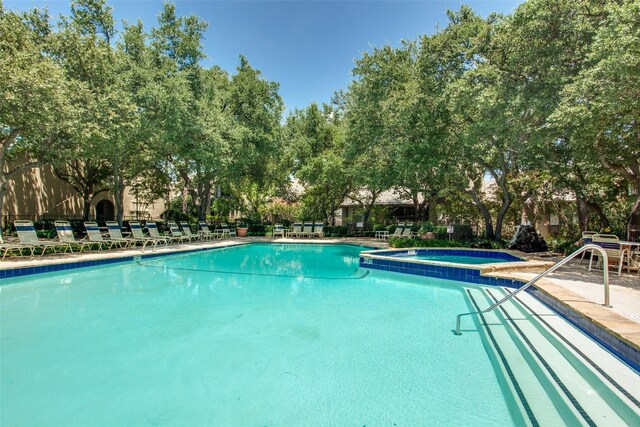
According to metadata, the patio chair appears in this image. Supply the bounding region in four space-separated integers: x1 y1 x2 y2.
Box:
401 223 418 238
129 221 167 252
213 223 231 239
84 221 124 250
165 221 194 243
301 222 313 237
106 221 144 247
179 221 201 241
1 233 34 260
198 222 216 240
354 221 364 236
389 223 405 239
289 223 303 237
589 234 629 276
312 222 324 238
146 222 176 245
15 220 71 256
271 224 286 238
579 231 598 265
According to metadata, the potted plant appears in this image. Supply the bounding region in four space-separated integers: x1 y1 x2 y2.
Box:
420 222 436 239
236 222 248 237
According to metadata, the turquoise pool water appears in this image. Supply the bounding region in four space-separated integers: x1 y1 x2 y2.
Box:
1 244 514 425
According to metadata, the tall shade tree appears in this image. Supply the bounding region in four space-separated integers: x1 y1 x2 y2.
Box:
49 0 118 220
0 8 74 228
286 102 352 223
552 0 640 238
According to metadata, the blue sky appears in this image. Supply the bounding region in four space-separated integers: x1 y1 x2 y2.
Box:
6 0 522 113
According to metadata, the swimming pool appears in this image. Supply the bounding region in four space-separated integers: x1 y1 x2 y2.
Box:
381 248 523 264
1 243 638 425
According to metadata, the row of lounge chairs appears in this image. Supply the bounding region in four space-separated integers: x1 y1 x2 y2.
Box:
376 222 419 240
1 220 241 260
272 222 324 238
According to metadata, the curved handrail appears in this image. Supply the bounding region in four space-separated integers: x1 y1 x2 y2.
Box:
454 244 610 335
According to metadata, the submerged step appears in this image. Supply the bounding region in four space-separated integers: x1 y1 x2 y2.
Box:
465 288 575 426
483 287 640 426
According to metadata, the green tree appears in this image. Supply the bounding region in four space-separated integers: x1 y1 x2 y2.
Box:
0 8 74 228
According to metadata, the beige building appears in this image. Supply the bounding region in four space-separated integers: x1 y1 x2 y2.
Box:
2 164 167 227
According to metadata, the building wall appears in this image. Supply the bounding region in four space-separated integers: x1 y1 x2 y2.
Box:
2 164 167 224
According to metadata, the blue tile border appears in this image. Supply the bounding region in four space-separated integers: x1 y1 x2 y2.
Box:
359 256 523 288
527 288 640 372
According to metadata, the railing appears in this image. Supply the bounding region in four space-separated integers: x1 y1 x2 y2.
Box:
454 244 610 335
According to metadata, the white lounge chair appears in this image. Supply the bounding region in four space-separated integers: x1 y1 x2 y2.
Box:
579 231 598 264
289 223 303 237
401 223 418 238
301 222 313 237
389 223 405 239
198 222 216 240
146 221 176 245
271 223 286 238
312 222 324 238
106 221 143 247
129 221 166 252
15 220 71 256
1 233 33 259
84 221 124 250
179 221 201 241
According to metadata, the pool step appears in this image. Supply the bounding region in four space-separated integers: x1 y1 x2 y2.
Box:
467 287 640 426
466 288 577 426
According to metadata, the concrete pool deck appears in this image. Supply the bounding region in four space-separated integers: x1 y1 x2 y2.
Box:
2 237 638 352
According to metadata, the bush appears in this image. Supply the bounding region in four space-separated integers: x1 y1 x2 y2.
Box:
324 226 348 237
247 224 267 236
389 237 464 248
547 237 580 255
434 225 448 239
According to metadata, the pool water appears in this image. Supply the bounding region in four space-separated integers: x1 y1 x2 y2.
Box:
0 243 515 425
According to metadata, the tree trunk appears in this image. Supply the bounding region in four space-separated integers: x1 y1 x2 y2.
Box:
494 195 512 241
427 195 438 223
576 196 589 231
82 186 92 221
628 194 640 241
0 179 6 231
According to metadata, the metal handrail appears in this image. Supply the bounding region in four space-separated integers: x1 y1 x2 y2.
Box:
454 244 610 335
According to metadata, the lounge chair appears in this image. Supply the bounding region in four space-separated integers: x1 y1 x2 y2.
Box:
84 221 124 250
289 223 303 237
15 220 71 256
401 223 418 238
354 221 364 236
271 224 286 238
312 222 324 238
55 220 96 252
301 222 313 237
106 221 143 247
164 221 192 243
198 222 216 240
589 234 629 276
1 233 34 259
179 221 201 241
213 223 231 239
388 223 405 239
129 221 167 252
146 222 176 245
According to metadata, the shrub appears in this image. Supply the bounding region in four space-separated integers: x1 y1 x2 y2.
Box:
389 237 464 248
547 237 580 255
247 224 267 236
323 226 348 237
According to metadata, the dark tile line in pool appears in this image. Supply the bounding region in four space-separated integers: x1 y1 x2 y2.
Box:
527 288 640 372
360 257 522 288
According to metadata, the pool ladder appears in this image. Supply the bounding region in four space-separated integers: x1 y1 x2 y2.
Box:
454 244 611 335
